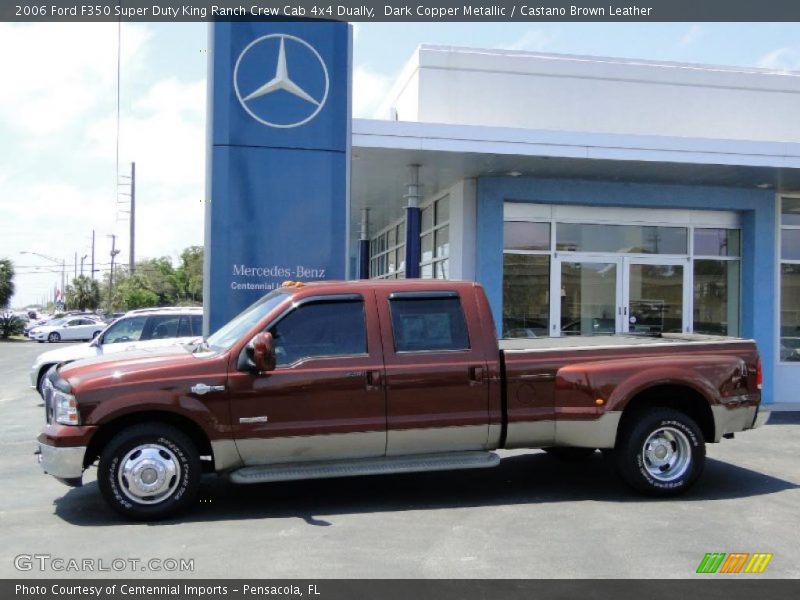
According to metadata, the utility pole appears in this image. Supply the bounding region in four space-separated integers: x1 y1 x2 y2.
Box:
80 254 88 277
74 251 77 280
130 162 136 273
91 230 96 280
108 234 121 304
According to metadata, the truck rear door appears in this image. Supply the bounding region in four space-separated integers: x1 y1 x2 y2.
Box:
374 288 490 455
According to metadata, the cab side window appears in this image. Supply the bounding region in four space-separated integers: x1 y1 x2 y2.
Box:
389 295 470 352
270 300 366 366
103 316 147 343
142 315 181 340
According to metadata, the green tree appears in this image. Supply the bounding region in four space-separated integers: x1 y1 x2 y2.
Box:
0 312 24 339
0 258 15 309
66 275 101 311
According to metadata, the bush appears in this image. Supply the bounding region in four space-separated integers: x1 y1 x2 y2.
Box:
0 312 24 339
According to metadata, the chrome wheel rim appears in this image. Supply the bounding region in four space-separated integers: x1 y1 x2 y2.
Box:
117 444 181 505
642 426 691 482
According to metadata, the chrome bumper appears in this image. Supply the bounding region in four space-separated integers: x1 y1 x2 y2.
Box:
29 365 39 389
37 443 85 486
753 409 771 429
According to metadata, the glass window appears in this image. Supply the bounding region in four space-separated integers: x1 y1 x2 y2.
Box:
782 198 800 227
503 254 550 338
556 223 687 254
421 206 434 231
143 315 181 340
435 226 449 258
435 197 449 223
781 265 800 361
560 261 617 336
435 260 449 279
191 315 203 336
504 222 551 251
781 229 800 261
421 233 433 263
271 300 367 366
694 260 740 336
694 229 740 257
421 263 434 279
390 296 470 352
103 316 147 344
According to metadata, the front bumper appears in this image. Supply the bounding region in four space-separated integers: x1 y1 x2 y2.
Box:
36 442 85 487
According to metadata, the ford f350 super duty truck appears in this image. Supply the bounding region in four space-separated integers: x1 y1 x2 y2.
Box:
37 280 769 519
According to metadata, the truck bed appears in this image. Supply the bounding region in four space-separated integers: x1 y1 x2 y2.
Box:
500 333 752 353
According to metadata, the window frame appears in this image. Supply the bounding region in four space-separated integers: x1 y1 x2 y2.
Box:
387 291 471 354
266 294 369 367
779 195 800 364
419 194 450 280
370 220 406 279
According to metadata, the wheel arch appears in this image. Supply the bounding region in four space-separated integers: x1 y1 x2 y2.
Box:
616 383 715 445
84 410 215 472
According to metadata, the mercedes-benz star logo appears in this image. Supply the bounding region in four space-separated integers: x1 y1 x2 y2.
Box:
234 33 330 129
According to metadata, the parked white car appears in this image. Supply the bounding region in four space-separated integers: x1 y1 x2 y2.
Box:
30 307 203 396
28 316 106 343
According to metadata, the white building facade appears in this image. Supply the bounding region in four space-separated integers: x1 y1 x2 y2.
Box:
350 45 800 405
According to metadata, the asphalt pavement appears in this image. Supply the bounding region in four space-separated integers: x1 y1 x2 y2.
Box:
1 340 798 578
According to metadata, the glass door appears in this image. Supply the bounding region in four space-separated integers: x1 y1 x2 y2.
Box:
623 257 690 334
554 256 623 336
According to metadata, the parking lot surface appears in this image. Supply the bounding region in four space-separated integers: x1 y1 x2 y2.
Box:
1 341 798 578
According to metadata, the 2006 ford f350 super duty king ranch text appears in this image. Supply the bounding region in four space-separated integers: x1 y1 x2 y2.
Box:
37 280 769 519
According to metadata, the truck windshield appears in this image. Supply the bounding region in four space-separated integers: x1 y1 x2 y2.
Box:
204 290 292 352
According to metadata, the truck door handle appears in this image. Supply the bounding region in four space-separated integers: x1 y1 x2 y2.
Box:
366 370 382 391
469 365 484 385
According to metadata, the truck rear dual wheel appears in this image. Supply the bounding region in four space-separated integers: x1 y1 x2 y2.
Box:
98 423 201 520
614 409 705 496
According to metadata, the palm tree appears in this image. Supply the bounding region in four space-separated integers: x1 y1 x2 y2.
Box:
0 259 15 309
66 275 101 311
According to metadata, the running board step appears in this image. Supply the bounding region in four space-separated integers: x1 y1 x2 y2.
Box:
229 451 500 485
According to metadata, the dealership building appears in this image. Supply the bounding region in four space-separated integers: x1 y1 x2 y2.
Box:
345 45 800 405
206 23 800 405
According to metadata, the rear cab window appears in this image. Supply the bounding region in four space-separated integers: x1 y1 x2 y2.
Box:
389 293 470 352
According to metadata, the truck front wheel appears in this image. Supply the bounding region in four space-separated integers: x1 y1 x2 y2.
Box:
98 423 201 520
614 409 705 496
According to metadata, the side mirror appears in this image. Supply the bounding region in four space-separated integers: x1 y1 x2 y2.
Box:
252 332 276 373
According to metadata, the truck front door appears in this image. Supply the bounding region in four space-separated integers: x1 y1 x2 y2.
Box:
375 289 490 455
227 293 386 466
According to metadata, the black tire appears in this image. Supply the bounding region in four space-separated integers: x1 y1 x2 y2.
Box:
36 367 51 398
543 447 596 461
47 332 60 343
98 423 201 520
614 408 705 497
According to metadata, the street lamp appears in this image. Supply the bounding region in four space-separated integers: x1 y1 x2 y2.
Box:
20 251 66 307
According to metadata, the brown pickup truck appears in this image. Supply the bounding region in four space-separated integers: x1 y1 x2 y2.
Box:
37 280 769 519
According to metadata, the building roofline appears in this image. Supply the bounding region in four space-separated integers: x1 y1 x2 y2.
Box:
353 118 800 171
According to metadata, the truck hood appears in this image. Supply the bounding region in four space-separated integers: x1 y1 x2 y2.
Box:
57 344 208 394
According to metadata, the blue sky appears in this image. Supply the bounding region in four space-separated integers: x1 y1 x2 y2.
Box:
2 21 799 307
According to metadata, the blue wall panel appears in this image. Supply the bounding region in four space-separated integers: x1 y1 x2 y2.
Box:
205 21 350 333
476 177 776 402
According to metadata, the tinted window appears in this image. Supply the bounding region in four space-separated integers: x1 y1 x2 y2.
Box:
390 296 470 352
271 300 366 366
178 316 192 337
143 315 181 340
103 316 147 343
191 315 203 335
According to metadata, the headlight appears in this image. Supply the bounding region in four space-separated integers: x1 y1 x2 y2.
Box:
53 390 80 425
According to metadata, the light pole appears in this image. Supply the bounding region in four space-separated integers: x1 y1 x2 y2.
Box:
20 251 66 308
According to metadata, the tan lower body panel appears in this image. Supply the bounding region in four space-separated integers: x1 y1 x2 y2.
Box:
506 412 622 449
223 425 491 469
386 424 489 456
234 430 387 466
711 404 758 442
